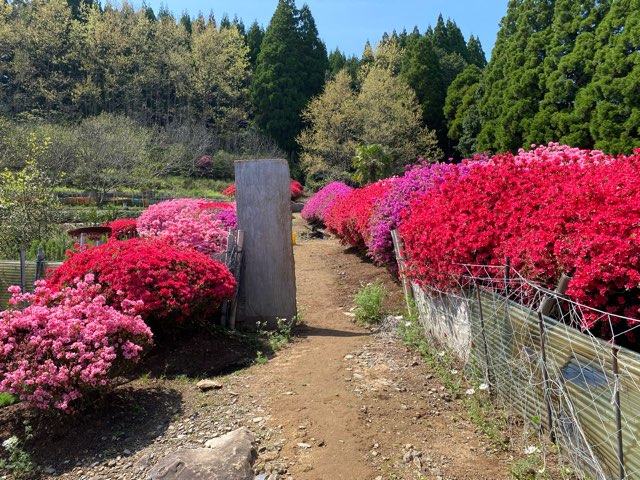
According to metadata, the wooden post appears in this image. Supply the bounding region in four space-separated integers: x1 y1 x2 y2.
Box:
19 247 26 294
391 229 414 315
235 159 296 329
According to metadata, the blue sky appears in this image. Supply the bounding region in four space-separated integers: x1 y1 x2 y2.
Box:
145 0 509 60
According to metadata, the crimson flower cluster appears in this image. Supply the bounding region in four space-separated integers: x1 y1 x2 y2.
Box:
0 276 152 413
223 180 304 201
324 179 394 250
104 218 138 240
48 238 237 333
399 144 640 342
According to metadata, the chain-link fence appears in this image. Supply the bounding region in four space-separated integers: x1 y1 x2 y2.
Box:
397 243 640 479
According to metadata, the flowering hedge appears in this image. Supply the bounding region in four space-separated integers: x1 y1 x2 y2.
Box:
48 239 236 333
400 144 640 341
367 162 474 267
137 198 234 256
105 218 138 240
223 180 304 201
324 179 394 250
0 276 152 413
301 181 353 226
305 144 640 342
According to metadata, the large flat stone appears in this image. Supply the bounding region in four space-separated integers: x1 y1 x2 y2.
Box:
148 428 257 480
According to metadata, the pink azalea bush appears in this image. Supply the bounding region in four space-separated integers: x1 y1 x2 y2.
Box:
0 276 153 413
137 199 235 255
301 182 353 226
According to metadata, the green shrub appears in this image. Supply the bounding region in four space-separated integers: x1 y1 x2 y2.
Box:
354 281 386 325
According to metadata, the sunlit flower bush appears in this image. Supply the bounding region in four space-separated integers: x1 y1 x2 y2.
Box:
400 144 640 341
105 218 138 240
367 161 476 268
48 239 236 333
0 276 152 413
324 179 394 250
137 198 234 255
301 181 353 226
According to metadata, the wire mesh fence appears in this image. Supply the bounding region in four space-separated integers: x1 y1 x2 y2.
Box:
402 259 640 480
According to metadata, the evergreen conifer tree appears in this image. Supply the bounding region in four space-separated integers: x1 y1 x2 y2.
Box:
251 0 327 154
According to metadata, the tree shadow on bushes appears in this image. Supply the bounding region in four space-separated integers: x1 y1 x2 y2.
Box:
0 387 182 476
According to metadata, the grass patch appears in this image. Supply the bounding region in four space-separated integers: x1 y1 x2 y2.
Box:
354 281 386 326
0 392 18 408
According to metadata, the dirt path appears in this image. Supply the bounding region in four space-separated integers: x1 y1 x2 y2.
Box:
243 216 514 479
0 215 522 480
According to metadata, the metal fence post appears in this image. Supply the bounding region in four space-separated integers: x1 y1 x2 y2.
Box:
536 310 555 443
475 284 495 397
612 346 625 479
19 247 26 294
391 229 414 316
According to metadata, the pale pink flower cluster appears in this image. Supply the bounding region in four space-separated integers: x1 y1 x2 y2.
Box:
0 276 153 413
137 199 230 255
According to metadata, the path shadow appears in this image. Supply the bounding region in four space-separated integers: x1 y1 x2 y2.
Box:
343 246 376 265
0 387 182 476
296 325 372 338
137 327 255 380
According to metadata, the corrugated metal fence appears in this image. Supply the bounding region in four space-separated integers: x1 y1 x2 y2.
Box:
407 269 640 480
0 261 62 308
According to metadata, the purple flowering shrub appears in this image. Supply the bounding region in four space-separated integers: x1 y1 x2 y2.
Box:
367 162 476 268
301 182 353 226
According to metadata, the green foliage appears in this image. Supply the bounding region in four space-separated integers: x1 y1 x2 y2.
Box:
354 281 386 325
298 66 441 188
478 0 555 153
251 0 328 154
527 0 611 147
246 20 264 68
472 0 637 156
583 0 639 154
298 70 361 189
0 393 18 408
0 424 35 478
25 232 72 261
444 65 482 150
357 65 442 165
352 144 392 185
0 135 61 257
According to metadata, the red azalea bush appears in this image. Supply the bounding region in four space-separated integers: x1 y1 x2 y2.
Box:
400 144 640 342
324 179 394 250
301 181 353 226
223 180 304 200
290 180 304 200
0 276 152 412
222 184 236 197
105 218 138 240
47 238 236 333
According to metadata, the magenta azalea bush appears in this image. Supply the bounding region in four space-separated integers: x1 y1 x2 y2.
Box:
301 182 353 225
137 199 235 255
367 161 475 267
0 276 153 413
